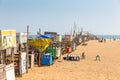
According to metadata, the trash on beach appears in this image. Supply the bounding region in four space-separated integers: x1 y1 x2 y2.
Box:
63 54 80 61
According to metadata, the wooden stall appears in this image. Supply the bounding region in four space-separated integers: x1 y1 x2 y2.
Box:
0 30 16 79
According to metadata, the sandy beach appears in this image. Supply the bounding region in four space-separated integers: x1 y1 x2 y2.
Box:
16 40 120 80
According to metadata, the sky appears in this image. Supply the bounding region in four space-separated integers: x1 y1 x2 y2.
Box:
0 0 120 35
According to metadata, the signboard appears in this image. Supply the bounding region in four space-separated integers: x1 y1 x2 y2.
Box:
0 30 16 49
6 63 15 80
17 33 27 43
21 52 26 74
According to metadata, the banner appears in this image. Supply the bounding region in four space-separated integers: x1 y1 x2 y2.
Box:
17 33 27 43
0 30 16 49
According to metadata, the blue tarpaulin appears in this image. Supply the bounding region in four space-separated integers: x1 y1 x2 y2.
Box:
38 34 52 38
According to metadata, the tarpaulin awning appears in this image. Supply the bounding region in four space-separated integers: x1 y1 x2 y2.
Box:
37 34 52 38
28 38 51 52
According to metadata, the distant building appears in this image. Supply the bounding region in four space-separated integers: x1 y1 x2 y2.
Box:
44 31 57 41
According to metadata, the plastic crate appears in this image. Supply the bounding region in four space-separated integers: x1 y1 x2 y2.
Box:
42 53 53 65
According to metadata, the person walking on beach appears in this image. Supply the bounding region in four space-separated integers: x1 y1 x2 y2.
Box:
82 52 85 59
96 54 100 61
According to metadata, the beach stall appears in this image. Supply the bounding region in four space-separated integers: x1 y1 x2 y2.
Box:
14 51 27 77
0 30 16 80
28 35 52 66
71 41 76 51
44 32 63 59
46 42 62 59
55 35 62 58
78 31 89 46
56 47 61 58
63 34 73 53
75 33 82 45
15 32 28 77
54 35 62 42
61 43 66 54
81 32 89 42
0 30 16 64
64 34 73 42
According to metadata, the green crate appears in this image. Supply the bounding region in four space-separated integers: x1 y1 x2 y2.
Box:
46 48 56 59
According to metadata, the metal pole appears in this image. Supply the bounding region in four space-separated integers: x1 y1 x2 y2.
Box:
26 25 29 73
39 28 41 35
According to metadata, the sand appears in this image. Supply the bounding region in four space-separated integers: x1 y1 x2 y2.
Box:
16 40 120 80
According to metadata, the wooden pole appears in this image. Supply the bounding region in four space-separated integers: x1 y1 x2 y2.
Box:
38 39 40 66
38 39 42 66
1 50 4 64
26 25 29 73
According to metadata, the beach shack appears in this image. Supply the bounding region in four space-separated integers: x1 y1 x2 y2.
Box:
81 32 88 42
71 39 77 51
54 34 62 42
28 34 52 66
15 32 28 77
0 30 16 80
80 31 89 46
76 33 82 45
44 32 62 59
63 34 73 53
54 35 62 58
